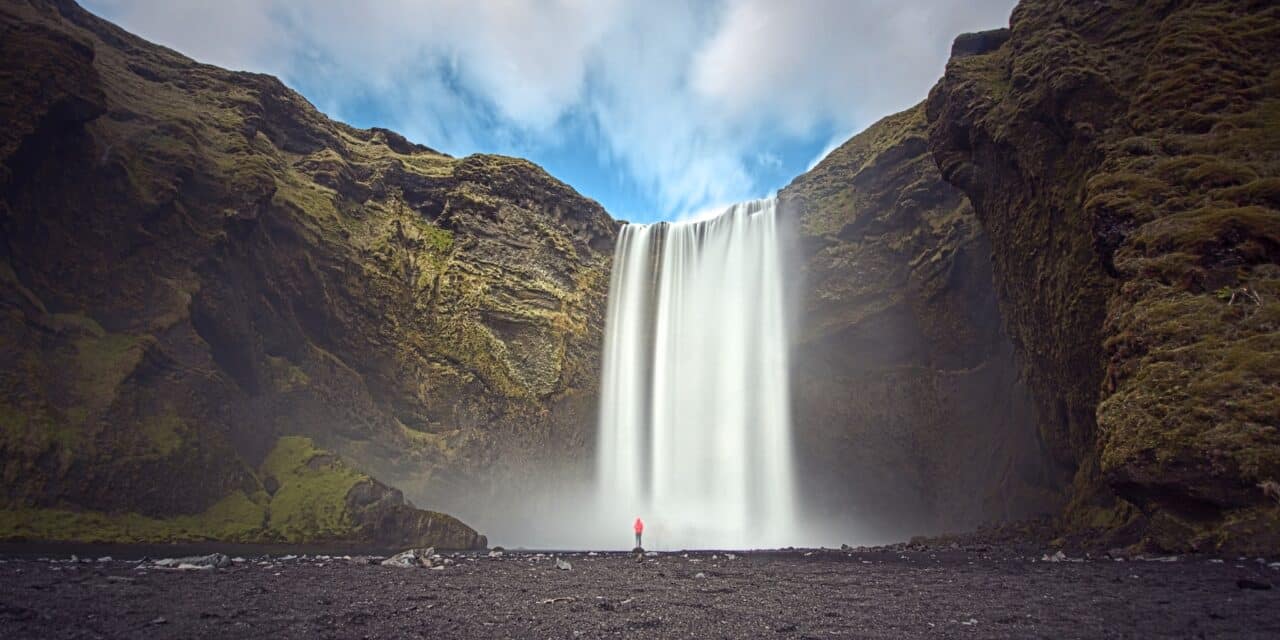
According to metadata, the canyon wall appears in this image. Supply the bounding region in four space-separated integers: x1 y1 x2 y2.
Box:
3 0 1276 552
928 0 1279 552
0 0 613 545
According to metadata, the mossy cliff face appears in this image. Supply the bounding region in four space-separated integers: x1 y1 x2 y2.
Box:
0 0 612 544
0 436 485 549
779 103 1065 539
928 1 1280 552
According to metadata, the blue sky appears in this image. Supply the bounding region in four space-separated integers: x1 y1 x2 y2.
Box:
84 0 1016 222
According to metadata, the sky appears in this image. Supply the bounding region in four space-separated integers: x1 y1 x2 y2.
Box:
83 0 1016 223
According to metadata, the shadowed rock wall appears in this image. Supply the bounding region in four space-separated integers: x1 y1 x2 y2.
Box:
780 104 1065 541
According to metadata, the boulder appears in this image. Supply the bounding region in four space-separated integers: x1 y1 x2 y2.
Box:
381 547 434 569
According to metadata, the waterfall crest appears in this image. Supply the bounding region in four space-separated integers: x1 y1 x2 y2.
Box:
597 197 795 549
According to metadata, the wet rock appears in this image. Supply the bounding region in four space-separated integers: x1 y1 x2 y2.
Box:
155 553 232 569
1042 551 1067 563
381 548 434 569
1237 579 1272 590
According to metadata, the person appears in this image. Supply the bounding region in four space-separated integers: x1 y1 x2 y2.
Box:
633 516 644 548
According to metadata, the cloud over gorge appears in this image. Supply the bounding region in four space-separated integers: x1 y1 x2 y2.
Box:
86 0 1016 221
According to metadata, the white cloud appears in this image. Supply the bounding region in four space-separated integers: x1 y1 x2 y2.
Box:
83 0 1016 219
692 0 1015 137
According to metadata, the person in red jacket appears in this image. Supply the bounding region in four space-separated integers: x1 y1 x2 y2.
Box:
633 517 644 548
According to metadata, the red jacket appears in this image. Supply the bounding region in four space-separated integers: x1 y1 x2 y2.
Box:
634 518 644 533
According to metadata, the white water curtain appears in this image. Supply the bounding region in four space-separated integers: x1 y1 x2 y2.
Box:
597 197 795 549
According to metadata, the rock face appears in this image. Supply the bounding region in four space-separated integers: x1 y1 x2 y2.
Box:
0 0 611 544
927 0 1280 552
780 103 1064 539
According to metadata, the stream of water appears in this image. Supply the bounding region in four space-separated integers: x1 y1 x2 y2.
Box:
596 197 795 549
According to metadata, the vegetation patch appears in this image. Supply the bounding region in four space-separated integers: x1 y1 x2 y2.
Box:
260 436 366 542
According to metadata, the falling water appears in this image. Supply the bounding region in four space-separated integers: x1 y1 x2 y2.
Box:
597 197 795 549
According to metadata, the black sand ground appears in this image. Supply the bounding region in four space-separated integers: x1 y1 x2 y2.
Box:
2 547 1278 639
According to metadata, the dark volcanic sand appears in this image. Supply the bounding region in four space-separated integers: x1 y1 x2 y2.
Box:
2 547 1278 639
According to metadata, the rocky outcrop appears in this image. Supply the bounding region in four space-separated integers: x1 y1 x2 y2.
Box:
0 435 486 548
928 0 1280 552
0 0 612 544
779 103 1064 540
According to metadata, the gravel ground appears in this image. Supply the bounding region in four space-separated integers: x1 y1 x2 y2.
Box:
1 547 1278 639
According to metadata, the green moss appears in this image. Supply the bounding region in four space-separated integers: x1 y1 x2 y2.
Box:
260 436 366 542
266 355 311 392
422 224 454 254
0 434 382 544
136 409 185 459
1220 177 1280 208
0 434 387 543
0 491 267 543
0 401 82 458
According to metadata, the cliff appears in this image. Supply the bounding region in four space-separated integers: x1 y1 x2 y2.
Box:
780 103 1064 540
3 0 1277 553
928 1 1280 552
0 0 613 545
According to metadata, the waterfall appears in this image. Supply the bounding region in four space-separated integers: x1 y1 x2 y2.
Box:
597 197 795 549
